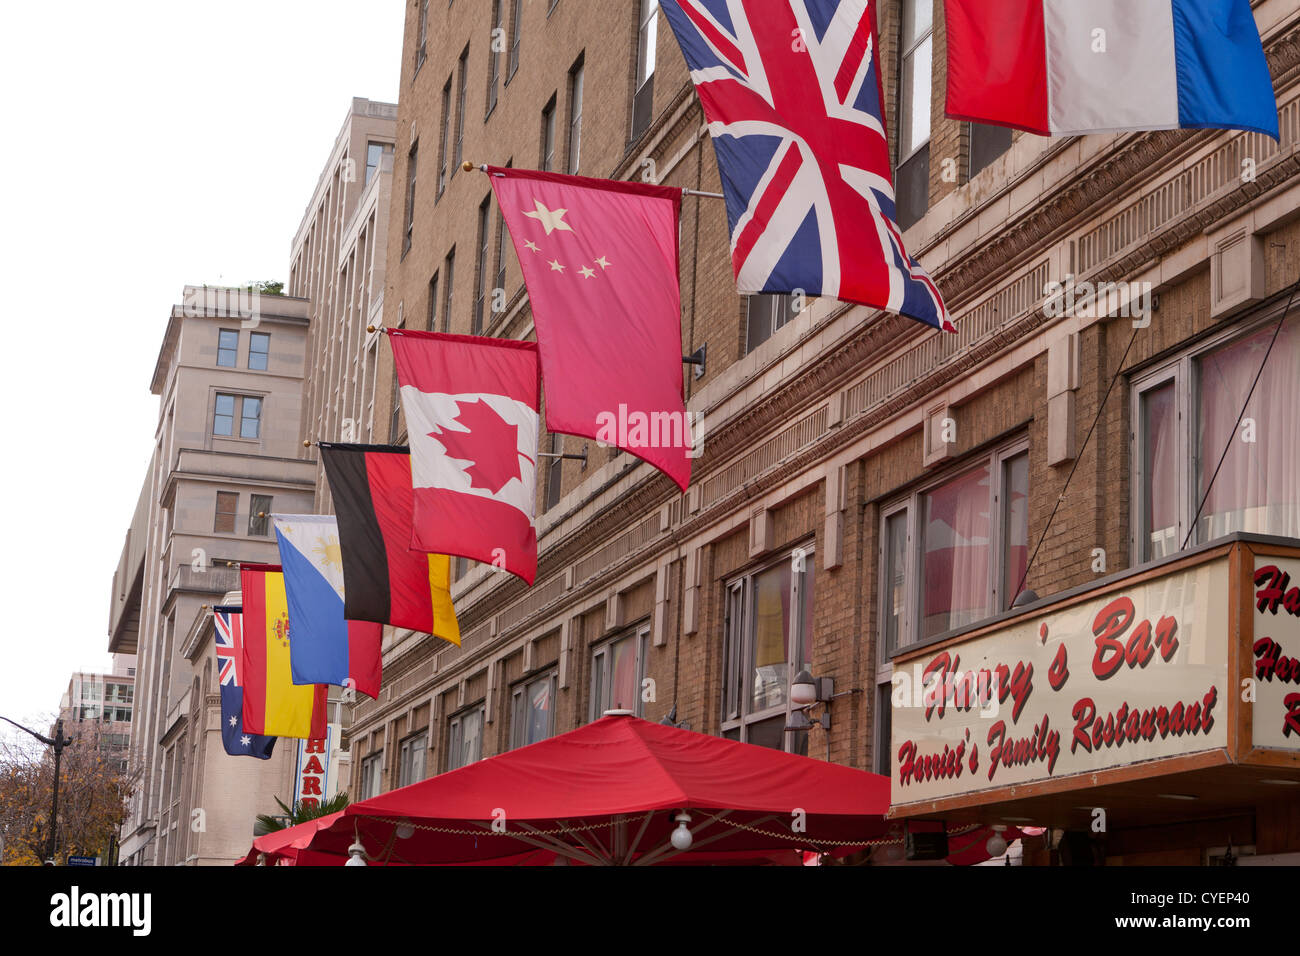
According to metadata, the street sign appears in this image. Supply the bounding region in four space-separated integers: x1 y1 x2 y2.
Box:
66 855 97 867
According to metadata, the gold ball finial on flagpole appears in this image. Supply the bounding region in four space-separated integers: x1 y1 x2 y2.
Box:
304 439 312 448
462 160 474 172
367 325 377 333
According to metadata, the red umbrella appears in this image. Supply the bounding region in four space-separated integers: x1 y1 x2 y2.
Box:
235 810 347 866
303 713 893 865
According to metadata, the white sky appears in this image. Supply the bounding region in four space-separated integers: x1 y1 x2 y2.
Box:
0 1 403 740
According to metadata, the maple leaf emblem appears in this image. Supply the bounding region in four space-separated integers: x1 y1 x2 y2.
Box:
431 398 530 495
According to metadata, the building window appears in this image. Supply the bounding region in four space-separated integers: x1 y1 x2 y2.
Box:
240 396 261 439
397 732 427 787
745 293 799 353
427 273 439 332
390 367 404 443
415 0 429 75
213 393 261 439
567 59 584 174
365 141 386 186
721 547 815 753
895 0 932 230
541 97 557 172
248 495 272 537
438 78 452 197
510 670 558 749
443 248 456 332
217 330 239 368
213 394 236 436
359 752 383 800
214 492 238 534
486 0 502 117
544 432 563 510
507 0 523 79
631 0 658 140
473 197 491 335
403 141 418 256
880 439 1029 652
248 332 269 371
969 123 1012 179
590 626 649 719
454 45 469 171
1131 314 1300 562
447 704 485 770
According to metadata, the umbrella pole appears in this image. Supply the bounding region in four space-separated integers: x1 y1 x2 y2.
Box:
502 822 609 866
620 811 656 865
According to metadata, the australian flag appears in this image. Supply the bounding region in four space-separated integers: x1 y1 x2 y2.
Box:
661 0 953 331
214 606 276 759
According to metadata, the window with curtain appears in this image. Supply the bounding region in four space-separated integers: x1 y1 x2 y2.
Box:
511 670 557 749
631 0 658 140
722 547 815 753
880 439 1029 648
1133 314 1300 559
591 626 649 719
447 705 485 770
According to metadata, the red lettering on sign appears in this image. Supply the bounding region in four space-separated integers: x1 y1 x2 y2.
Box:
1285 694 1300 738
300 776 322 796
1048 643 1069 690
304 738 327 753
1255 565 1300 617
302 755 326 775
1091 597 1180 680
1254 638 1300 684
1070 687 1218 754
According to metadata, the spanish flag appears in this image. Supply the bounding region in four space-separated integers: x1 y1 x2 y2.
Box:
319 443 460 645
240 564 328 739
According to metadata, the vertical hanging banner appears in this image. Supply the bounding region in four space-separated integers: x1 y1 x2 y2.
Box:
272 514 383 699
944 0 1279 138
240 563 329 740
660 0 953 331
488 167 693 491
213 606 276 760
389 330 542 584
293 729 334 810
319 443 461 645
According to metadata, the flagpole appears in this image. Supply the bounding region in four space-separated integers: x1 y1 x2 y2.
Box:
461 160 723 199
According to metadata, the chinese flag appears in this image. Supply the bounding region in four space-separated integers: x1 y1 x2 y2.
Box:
389 330 542 584
488 167 692 492
239 564 329 739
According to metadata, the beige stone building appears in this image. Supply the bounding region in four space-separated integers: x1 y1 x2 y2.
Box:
288 97 399 506
332 0 1300 864
57 656 137 774
108 287 317 865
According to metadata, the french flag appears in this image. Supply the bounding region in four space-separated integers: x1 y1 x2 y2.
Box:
945 0 1278 139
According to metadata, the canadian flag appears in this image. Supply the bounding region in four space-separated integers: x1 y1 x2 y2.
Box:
388 330 541 584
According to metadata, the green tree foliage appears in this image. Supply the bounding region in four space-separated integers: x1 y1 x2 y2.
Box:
255 790 349 834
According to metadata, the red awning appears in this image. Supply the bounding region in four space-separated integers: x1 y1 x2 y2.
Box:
304 714 894 865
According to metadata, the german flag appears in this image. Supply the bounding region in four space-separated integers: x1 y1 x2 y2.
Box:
319 443 460 646
239 564 329 739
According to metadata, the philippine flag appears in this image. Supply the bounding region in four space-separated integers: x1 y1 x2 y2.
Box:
945 0 1278 139
389 330 542 585
273 514 383 699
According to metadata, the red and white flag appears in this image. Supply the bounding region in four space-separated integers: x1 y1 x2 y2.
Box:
488 166 693 492
389 330 542 584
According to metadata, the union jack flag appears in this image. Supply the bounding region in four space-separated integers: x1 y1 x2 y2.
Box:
661 0 953 331
214 606 243 687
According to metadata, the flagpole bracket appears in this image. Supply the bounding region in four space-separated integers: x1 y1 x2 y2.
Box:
538 447 589 469
683 344 706 379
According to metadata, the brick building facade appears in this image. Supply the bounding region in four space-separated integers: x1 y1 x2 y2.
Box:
337 0 1300 863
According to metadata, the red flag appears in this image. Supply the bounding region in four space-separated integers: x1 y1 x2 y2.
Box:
389 330 542 584
488 167 692 492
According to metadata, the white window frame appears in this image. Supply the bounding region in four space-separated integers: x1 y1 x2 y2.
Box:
878 436 1029 654
510 669 559 749
1129 310 1294 564
447 703 486 770
359 752 383 800
720 544 815 752
589 624 650 720
397 731 426 788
